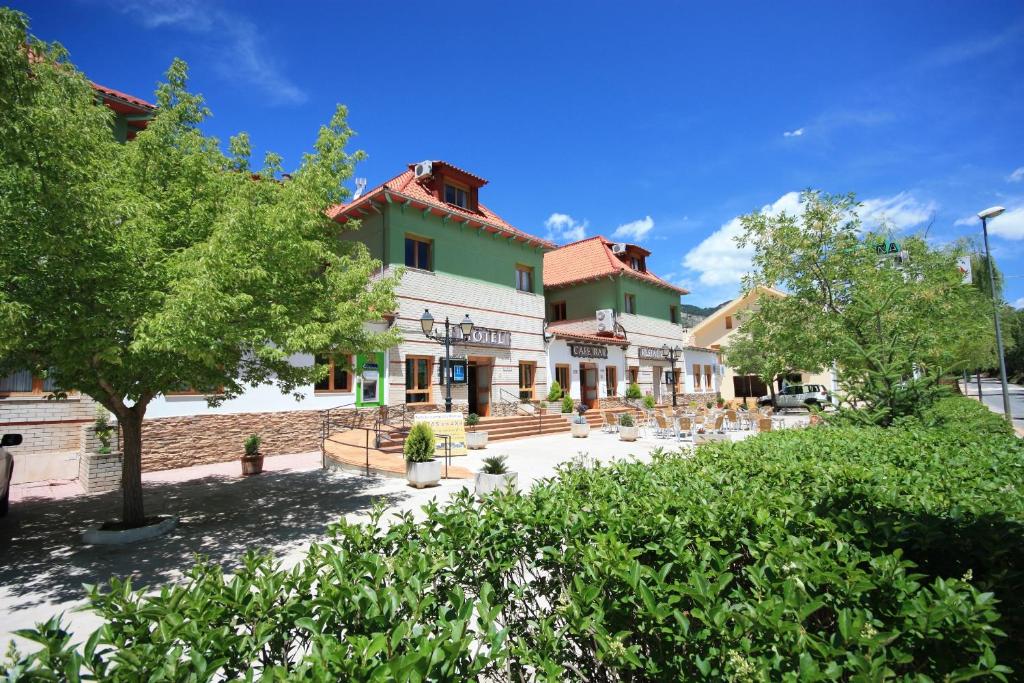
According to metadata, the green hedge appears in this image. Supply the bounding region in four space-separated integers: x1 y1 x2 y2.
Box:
6 397 1022 680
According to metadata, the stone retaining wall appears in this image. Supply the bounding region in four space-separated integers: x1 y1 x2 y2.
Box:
140 410 323 472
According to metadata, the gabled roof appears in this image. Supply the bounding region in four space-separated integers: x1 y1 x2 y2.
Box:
90 81 156 113
687 285 786 336
543 236 687 294
546 319 630 346
328 163 555 249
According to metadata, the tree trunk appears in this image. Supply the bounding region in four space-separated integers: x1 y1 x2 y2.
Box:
119 411 146 527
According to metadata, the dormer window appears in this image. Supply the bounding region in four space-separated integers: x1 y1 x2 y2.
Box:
444 183 469 209
629 255 645 272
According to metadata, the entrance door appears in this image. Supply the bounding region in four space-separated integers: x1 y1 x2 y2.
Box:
581 364 599 409
468 365 479 415
468 360 491 416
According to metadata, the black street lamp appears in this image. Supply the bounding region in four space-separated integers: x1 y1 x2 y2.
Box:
662 343 683 407
420 309 474 413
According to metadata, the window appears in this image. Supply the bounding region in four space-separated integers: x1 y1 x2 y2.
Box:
518 362 536 401
555 364 570 396
404 235 432 270
515 265 534 293
669 305 678 324
550 301 567 321
672 369 682 397
704 365 713 391
624 293 636 314
0 370 60 397
605 366 617 397
628 366 639 385
692 363 702 390
725 315 733 330
405 356 433 404
629 256 644 272
444 184 468 209
314 354 353 393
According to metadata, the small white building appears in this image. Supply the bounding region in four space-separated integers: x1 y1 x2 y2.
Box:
545 320 629 407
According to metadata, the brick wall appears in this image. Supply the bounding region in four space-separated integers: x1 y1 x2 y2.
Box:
0 396 97 454
139 410 323 471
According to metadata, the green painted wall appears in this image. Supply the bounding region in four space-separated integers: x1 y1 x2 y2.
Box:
338 211 385 261
383 205 545 289
547 275 681 322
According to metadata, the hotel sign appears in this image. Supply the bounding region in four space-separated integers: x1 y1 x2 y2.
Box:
453 325 512 348
569 343 608 359
638 346 666 360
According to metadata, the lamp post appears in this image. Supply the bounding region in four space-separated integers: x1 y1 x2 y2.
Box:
420 309 474 413
977 206 1012 423
662 343 683 407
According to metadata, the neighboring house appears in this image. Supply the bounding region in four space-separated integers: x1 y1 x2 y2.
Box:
688 286 836 401
543 237 720 407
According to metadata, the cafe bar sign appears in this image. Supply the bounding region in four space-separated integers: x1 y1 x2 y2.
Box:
570 343 608 359
638 346 666 360
452 325 512 348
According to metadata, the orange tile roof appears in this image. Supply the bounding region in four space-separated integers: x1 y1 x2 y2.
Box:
543 236 688 293
329 163 554 249
90 81 156 112
547 319 630 346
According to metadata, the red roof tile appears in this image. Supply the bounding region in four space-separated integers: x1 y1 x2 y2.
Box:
329 163 554 248
90 81 156 112
543 236 688 294
547 319 630 346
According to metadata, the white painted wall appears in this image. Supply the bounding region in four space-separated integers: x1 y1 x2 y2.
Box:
546 339 627 401
680 348 722 394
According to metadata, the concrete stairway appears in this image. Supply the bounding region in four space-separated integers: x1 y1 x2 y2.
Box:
477 413 571 442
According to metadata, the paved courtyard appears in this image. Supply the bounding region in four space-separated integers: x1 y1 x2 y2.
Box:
0 420 797 650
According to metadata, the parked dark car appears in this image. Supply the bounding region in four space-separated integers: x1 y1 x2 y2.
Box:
1 433 23 516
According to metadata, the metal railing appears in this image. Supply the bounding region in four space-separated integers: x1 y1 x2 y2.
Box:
495 387 544 434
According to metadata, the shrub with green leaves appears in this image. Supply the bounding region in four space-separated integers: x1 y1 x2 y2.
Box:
243 434 261 456
480 455 509 475
625 382 643 399
561 395 574 413
6 396 1021 680
642 394 656 410
546 381 562 402
464 412 480 428
618 412 634 427
403 422 435 463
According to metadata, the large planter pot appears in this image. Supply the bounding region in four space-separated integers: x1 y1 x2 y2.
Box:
571 421 590 438
466 430 489 450
475 472 518 499
406 459 442 489
619 425 639 442
240 454 264 475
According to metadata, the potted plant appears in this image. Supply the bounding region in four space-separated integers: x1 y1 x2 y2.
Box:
465 412 488 450
618 412 638 441
571 403 590 438
240 434 263 475
561 394 574 414
93 409 116 455
715 393 724 409
474 454 518 499
642 394 656 411
404 422 441 489
545 381 564 414
705 400 714 409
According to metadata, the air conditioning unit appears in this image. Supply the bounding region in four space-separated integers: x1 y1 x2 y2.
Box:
611 243 627 254
596 308 615 333
413 160 433 178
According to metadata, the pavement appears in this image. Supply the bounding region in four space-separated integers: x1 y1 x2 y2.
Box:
959 376 1022 429
0 417 799 652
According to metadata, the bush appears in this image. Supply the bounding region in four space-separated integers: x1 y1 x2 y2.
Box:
403 422 435 462
625 382 643 400
618 412 634 427
464 412 480 428
7 396 1020 680
243 434 261 456
480 455 508 475
642 394 656 410
561 395 574 413
546 380 563 402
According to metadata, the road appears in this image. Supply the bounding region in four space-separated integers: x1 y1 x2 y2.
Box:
959 376 1023 426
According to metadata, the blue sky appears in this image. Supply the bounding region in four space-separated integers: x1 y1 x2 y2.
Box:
13 0 1024 306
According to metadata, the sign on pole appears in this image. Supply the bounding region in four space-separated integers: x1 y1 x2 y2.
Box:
957 256 972 285
413 412 468 457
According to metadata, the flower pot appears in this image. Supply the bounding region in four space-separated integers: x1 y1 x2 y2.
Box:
406 459 442 489
571 422 590 438
619 425 639 442
475 471 518 499
466 430 488 450
240 454 264 475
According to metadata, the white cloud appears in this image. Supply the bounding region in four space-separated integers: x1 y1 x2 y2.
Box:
1008 167 1024 183
544 213 588 243
858 192 935 230
611 215 654 242
1014 297 1024 309
953 206 1024 238
117 1 306 105
782 127 804 137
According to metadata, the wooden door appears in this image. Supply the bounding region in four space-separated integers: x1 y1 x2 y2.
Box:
581 364 599 409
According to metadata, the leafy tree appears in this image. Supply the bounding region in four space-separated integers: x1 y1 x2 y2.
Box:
736 190 996 425
0 9 399 526
722 305 818 403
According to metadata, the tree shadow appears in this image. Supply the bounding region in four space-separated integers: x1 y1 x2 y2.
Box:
0 467 406 613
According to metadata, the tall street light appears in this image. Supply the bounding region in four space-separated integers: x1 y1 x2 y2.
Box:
977 206 1012 422
662 343 683 407
420 309 474 413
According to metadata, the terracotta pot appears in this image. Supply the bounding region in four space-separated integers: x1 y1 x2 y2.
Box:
240 454 264 475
